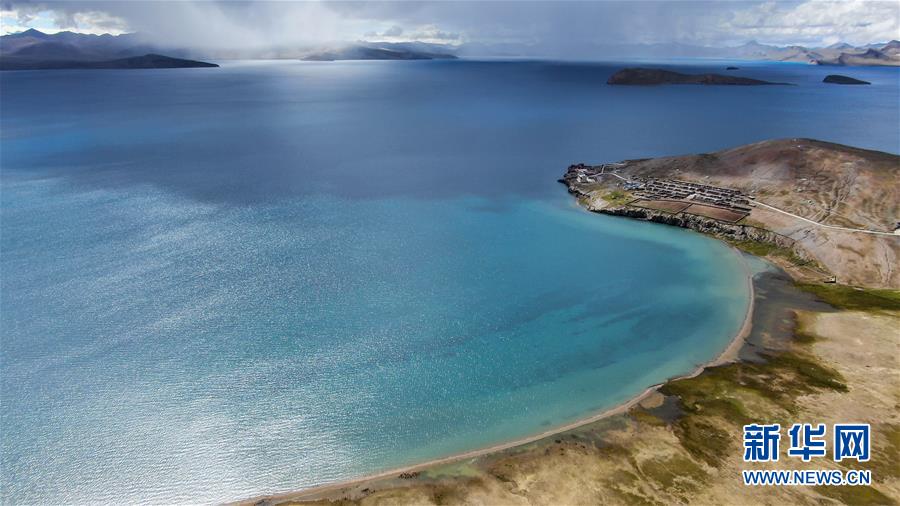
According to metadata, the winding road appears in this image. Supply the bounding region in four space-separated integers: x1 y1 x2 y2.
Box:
753 201 899 237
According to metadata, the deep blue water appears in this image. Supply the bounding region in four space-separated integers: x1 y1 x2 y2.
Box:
1 60 897 504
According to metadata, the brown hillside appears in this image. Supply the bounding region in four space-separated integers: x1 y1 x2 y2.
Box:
623 138 899 232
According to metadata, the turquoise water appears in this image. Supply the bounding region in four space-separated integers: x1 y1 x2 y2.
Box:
1 60 897 504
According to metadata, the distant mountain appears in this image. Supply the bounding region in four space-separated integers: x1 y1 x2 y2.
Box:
1 53 218 71
879 40 900 57
451 38 900 66
302 43 457 61
0 29 457 65
722 40 899 66
815 46 900 67
0 29 216 70
1 29 150 60
727 41 824 63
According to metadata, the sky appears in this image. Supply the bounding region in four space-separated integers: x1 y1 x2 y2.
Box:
1 0 898 56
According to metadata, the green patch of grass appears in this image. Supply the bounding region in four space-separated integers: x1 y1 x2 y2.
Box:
669 417 731 468
764 352 848 393
630 409 666 427
660 365 754 424
793 331 817 344
724 239 811 267
601 190 632 206
659 347 849 469
662 351 846 418
797 283 900 312
725 239 816 265
727 239 781 257
814 485 896 506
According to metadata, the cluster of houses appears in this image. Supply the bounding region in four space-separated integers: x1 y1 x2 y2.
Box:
565 163 754 213
631 178 754 212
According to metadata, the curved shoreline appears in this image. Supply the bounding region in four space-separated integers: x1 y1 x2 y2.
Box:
235 246 757 505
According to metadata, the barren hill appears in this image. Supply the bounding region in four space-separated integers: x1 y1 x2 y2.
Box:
621 139 898 231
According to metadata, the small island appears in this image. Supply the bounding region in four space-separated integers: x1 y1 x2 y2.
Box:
726 66 740 70
823 74 871 85
607 67 788 85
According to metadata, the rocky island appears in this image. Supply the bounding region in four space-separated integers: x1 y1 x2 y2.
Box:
823 74 871 85
607 67 788 85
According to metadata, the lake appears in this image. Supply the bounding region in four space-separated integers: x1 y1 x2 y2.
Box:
1 59 897 503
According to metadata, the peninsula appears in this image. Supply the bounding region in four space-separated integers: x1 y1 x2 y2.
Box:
560 139 899 288
0 53 218 71
606 67 788 85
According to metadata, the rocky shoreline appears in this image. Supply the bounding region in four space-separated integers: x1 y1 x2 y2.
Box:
558 177 814 264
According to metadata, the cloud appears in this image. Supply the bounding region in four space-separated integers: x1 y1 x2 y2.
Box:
363 22 461 44
1 8 124 35
1 1 370 46
721 0 900 45
1 1 897 54
407 25 460 42
382 25 403 37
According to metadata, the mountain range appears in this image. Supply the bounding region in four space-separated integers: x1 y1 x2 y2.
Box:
0 29 457 69
0 29 219 70
723 39 900 66
2 29 898 70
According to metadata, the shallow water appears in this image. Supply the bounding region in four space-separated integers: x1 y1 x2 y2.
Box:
1 60 897 503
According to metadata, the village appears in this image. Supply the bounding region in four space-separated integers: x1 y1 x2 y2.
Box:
566 163 755 222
